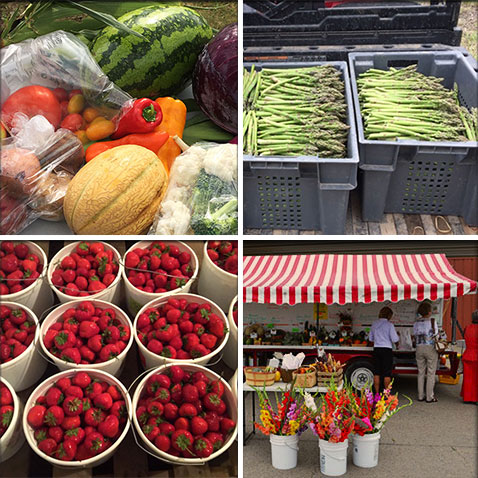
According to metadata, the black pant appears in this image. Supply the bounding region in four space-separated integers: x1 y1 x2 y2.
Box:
373 347 393 377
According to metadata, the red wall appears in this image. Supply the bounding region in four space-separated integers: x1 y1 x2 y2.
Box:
442 257 478 339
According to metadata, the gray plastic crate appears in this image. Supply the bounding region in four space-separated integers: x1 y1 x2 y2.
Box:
349 50 478 225
243 61 359 234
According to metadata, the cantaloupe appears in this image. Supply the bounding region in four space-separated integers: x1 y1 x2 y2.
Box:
64 145 168 235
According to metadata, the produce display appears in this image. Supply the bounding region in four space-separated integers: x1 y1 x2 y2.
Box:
357 65 478 142
206 241 238 275
0 241 43 295
50 242 119 297
153 143 238 235
91 6 213 98
0 382 14 438
136 298 227 360
42 302 130 365
0 305 36 363
243 65 349 157
136 365 236 458
125 242 194 293
26 371 128 461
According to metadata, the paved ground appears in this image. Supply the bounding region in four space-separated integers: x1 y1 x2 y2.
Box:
243 375 477 478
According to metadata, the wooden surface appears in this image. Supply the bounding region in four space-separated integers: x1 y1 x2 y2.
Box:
2 241 238 478
245 190 478 236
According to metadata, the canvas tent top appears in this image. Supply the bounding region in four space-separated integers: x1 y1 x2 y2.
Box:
243 254 477 305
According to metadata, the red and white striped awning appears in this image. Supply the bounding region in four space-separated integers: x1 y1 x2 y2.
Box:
243 254 477 305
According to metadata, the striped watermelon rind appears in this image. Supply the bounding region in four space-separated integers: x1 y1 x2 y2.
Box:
90 6 213 98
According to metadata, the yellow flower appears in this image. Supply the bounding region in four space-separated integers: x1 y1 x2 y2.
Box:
289 420 299 435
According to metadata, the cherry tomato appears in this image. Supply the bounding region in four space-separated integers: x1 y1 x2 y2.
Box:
1 85 62 129
60 114 84 132
68 89 82 99
52 88 68 103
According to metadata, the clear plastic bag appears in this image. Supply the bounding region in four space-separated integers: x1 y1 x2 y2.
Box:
1 30 131 120
0 124 85 234
150 143 238 235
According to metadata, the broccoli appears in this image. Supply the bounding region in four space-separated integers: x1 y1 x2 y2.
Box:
189 170 238 235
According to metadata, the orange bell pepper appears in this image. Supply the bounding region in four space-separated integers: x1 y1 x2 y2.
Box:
85 131 169 163
154 97 187 172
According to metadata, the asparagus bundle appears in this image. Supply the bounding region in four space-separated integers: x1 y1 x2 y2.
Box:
357 65 477 142
243 65 349 158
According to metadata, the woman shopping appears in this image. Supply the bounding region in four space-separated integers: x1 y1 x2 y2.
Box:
412 302 439 403
461 310 478 404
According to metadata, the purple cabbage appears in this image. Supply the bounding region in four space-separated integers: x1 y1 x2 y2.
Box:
192 23 238 134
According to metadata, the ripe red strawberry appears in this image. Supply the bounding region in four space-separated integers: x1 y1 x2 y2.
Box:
94 393 113 410
159 422 175 437
179 403 197 418
182 384 199 403
14 243 29 259
193 436 213 458
84 408 106 427
200 333 217 350
163 403 178 422
72 371 91 389
154 434 171 452
38 438 57 456
147 339 163 355
190 344 209 359
27 405 46 428
63 396 83 416
171 429 193 452
87 334 103 353
203 393 226 415
98 414 120 438
194 380 208 398
64 426 85 445
48 426 63 443
88 276 107 293
46 387 65 408
147 401 164 417
99 343 120 362
210 380 225 398
142 424 159 441
84 431 105 456
111 401 127 422
60 415 81 431
0 405 13 432
156 388 171 405
79 321 99 338
169 365 185 384
174 417 189 431
204 412 220 432
220 418 235 435
190 416 208 435
205 432 224 451
61 347 81 364
44 405 65 426
208 317 226 339
55 440 77 461
160 345 177 359
56 377 71 392
53 330 75 350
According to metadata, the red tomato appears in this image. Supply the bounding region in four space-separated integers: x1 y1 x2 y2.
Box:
52 88 68 103
60 114 84 132
68 89 82 99
60 101 69 118
1 86 62 129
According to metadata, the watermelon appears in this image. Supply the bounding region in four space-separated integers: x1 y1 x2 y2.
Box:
90 6 213 98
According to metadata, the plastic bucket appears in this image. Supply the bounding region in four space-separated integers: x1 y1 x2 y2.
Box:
0 302 47 392
122 240 198 316
133 293 229 369
222 296 238 369
39 300 133 376
353 432 380 468
47 241 123 305
270 434 299 470
132 363 238 464
0 241 53 317
319 439 348 476
23 368 132 468
0 377 24 463
197 242 237 312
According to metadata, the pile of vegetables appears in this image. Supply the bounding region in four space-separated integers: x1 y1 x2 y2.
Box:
243 65 349 158
358 65 478 142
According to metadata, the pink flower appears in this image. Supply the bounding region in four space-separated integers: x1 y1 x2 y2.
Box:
362 417 373 431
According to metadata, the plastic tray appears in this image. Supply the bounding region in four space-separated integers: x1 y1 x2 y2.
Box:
348 50 478 225
243 61 359 234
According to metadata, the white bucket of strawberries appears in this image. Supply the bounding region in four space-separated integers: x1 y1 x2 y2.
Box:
0 377 24 463
197 241 237 312
47 241 123 304
132 363 237 464
0 302 47 391
134 293 230 369
39 300 133 377
23 369 132 467
122 240 198 316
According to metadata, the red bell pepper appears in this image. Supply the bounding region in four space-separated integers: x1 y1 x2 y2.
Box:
112 98 163 139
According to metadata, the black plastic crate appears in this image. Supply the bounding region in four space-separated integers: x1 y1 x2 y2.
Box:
243 61 359 234
349 50 478 225
244 1 462 47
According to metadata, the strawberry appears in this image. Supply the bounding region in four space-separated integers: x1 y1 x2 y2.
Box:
75 242 90 256
179 403 197 418
142 424 159 441
171 429 193 452
61 347 81 364
190 416 208 435
210 380 225 398
163 403 178 422
99 343 120 362
107 385 121 402
53 330 75 350
194 380 208 398
84 408 106 427
79 321 99 338
200 333 217 350
90 242 104 256
169 365 185 384
147 401 164 417
88 276 107 294
159 422 175 437
55 440 77 461
94 393 113 410
205 432 224 451
154 434 171 452
84 431 105 456
28 405 46 428
60 415 81 431
44 405 64 426
224 255 238 274
56 377 71 392
98 414 119 438
182 384 199 404
160 345 177 359
193 437 213 458
0 405 13 431
63 396 83 416
125 252 140 269
48 426 64 443
38 438 57 456
170 383 182 403
111 401 127 422
208 317 226 339
204 412 220 432
190 344 209 359
14 243 29 259
220 418 235 435
72 371 91 389
147 339 163 355
174 417 189 431
87 334 103 353
156 388 171 405
64 427 85 445
203 393 226 415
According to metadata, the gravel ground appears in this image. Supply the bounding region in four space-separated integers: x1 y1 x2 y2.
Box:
243 375 477 478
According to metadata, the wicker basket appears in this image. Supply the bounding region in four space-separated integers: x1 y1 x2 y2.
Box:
316 369 344 387
244 367 276 387
292 371 317 388
280 368 297 383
